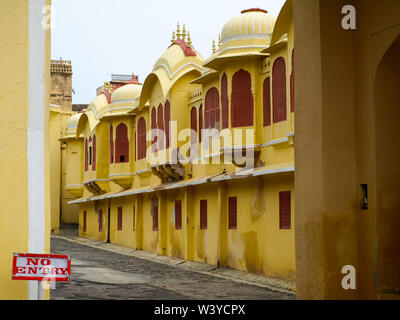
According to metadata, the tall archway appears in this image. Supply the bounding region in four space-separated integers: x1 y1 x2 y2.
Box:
374 34 400 294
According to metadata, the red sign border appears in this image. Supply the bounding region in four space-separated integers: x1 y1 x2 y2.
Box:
12 253 71 282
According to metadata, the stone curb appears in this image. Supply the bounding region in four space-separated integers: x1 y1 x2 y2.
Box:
52 234 296 296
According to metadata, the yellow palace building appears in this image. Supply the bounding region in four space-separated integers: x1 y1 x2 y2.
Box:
64 6 296 281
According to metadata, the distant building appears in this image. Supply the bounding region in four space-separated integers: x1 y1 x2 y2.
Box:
49 59 80 232
96 74 140 97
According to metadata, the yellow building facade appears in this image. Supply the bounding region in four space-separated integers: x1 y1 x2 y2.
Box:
0 0 52 299
65 7 296 281
49 59 79 234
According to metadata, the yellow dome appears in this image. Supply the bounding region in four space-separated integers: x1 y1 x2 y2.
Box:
221 8 276 46
111 83 142 104
152 40 203 80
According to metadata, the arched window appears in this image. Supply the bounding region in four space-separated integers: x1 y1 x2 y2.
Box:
164 101 171 149
221 73 229 129
273 57 287 123
263 77 271 126
191 107 197 144
231 69 254 127
199 104 203 142
290 49 295 113
157 104 164 150
92 135 96 170
110 125 114 164
84 138 88 172
137 117 147 160
151 107 157 153
204 87 220 130
115 123 129 163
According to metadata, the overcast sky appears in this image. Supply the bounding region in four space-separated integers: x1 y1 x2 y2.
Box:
51 0 286 104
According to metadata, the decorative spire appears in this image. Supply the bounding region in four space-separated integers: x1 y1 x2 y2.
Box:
218 34 222 50
176 22 182 40
171 30 176 43
182 24 187 41
187 32 192 47
212 39 216 54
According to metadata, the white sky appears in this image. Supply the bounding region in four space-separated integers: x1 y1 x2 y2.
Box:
51 0 286 104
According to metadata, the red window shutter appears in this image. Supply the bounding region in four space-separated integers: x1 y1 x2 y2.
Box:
84 139 88 171
137 117 147 160
92 135 96 170
231 69 254 127
200 200 207 230
263 77 271 126
152 200 159 231
205 87 220 130
290 49 295 113
228 197 237 229
221 73 229 129
273 57 287 123
110 125 114 164
191 107 197 145
133 205 135 231
115 123 129 163
117 207 123 231
157 104 164 150
164 101 171 149
83 211 87 233
175 200 182 230
98 209 103 232
151 107 157 153
199 104 203 142
279 191 291 229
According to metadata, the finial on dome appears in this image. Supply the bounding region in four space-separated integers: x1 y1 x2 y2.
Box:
177 22 182 40
187 32 192 47
218 34 222 49
171 30 176 43
182 24 187 41
212 39 216 54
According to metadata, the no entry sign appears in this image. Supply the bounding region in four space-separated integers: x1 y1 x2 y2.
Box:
12 253 71 282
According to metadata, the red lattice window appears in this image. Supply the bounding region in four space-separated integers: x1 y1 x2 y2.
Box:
157 104 164 150
228 197 237 229
110 125 114 164
273 57 287 123
221 73 229 129
231 69 254 127
92 135 96 170
115 123 129 163
175 200 182 230
98 209 103 232
152 200 159 231
83 211 87 233
164 101 171 149
199 104 203 142
84 139 88 172
263 77 271 126
200 200 207 230
191 107 197 145
151 107 157 153
117 206 123 231
279 191 291 229
137 117 147 160
290 49 295 113
204 87 220 130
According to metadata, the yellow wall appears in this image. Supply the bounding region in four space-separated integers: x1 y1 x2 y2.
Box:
0 0 51 299
293 0 400 299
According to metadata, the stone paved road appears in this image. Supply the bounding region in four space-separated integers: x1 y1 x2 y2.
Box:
50 237 295 300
